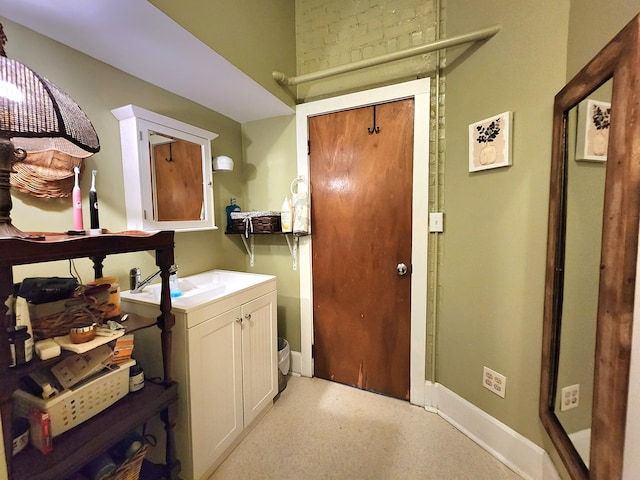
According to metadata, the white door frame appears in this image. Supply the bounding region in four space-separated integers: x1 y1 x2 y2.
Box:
295 78 430 406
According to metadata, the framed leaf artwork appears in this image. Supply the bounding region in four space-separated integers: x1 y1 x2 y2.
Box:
468 111 513 172
575 99 611 162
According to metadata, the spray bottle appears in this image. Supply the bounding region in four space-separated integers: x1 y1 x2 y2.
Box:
89 169 100 233
72 167 84 231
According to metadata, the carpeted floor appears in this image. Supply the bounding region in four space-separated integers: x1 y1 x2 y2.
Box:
208 375 524 480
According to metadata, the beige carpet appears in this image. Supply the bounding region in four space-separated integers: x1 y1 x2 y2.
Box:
208 375 524 480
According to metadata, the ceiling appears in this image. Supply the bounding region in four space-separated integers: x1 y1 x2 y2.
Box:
0 0 293 123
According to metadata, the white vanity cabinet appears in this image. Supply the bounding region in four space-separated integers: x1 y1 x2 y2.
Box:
120 270 277 480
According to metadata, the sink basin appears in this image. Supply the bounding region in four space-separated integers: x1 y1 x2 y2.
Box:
121 273 226 307
120 269 274 311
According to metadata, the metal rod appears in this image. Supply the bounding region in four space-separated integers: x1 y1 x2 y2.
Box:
273 24 501 86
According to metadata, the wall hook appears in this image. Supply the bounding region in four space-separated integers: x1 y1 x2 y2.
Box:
368 105 381 135
165 142 174 162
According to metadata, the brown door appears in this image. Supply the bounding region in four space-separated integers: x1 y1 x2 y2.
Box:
309 99 414 400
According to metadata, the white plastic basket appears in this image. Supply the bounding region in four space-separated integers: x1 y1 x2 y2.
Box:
13 360 135 437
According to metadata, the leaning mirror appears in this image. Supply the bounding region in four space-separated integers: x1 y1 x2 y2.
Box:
111 104 218 232
540 15 640 480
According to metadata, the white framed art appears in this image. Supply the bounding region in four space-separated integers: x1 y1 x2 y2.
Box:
575 98 610 162
469 111 513 172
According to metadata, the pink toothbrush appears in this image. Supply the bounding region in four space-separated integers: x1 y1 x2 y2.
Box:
73 166 84 231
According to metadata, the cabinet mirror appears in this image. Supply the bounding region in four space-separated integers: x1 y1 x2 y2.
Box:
540 15 640 480
112 104 218 232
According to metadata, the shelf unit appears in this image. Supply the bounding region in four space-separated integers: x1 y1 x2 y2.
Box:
0 230 180 480
227 232 308 270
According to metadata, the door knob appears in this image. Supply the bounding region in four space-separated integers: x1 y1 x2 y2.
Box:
397 263 408 276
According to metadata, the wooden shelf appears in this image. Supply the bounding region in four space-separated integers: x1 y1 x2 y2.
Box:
226 231 308 270
0 230 180 480
11 382 178 480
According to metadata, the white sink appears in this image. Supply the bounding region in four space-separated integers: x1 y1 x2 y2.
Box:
120 269 273 311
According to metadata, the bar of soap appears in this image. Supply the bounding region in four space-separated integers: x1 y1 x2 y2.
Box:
35 339 61 360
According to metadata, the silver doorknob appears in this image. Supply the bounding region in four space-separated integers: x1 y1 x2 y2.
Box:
397 263 408 276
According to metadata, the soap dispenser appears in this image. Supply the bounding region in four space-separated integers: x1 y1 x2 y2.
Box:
225 197 241 232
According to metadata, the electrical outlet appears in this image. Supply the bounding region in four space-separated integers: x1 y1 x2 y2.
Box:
560 384 580 411
482 366 506 398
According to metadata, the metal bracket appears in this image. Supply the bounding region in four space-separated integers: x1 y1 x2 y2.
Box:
240 234 255 267
285 234 299 270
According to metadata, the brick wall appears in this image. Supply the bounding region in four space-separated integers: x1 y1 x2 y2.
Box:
296 0 437 77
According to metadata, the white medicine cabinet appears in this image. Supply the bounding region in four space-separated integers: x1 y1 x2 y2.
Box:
112 104 218 232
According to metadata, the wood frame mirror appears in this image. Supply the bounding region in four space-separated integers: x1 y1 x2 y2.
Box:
540 14 640 480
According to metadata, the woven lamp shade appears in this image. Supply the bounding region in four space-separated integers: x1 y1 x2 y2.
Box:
0 48 100 198
0 22 101 236
0 56 100 157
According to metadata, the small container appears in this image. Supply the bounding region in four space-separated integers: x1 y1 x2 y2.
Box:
12 417 29 456
110 431 144 462
83 452 116 480
129 364 144 392
8 325 32 367
169 270 182 298
69 324 97 344
93 276 121 317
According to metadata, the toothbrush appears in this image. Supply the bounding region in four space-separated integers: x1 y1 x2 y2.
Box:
72 166 84 231
89 169 99 230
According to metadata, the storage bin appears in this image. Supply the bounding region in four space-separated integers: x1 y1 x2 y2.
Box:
277 337 290 393
230 211 281 235
13 360 135 437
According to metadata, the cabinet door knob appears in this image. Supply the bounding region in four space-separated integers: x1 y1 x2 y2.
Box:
236 317 243 324
244 313 252 321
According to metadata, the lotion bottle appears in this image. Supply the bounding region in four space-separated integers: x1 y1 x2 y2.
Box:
72 167 84 231
281 196 292 232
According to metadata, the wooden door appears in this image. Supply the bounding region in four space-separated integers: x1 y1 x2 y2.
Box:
309 99 414 400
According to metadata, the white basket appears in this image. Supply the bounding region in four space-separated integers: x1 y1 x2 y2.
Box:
13 360 135 437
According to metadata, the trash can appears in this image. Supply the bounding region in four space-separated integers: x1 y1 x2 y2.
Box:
277 337 290 393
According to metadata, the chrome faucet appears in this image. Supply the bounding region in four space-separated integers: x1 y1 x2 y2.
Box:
130 264 178 293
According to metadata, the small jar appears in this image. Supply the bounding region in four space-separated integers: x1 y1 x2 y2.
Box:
129 364 144 392
8 325 32 367
93 276 121 317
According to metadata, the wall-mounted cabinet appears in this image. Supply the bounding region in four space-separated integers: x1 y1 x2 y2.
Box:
111 105 218 233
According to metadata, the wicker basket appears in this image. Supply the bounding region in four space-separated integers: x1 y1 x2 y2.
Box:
10 149 84 198
103 443 149 480
29 289 111 341
230 211 281 235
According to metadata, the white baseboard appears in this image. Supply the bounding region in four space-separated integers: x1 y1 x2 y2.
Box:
291 350 302 376
426 382 561 480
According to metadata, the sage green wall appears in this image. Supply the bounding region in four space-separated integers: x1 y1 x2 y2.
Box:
0 16 250 476
0 18 246 288
441 0 570 455
567 1 640 79
240 116 301 350
149 0 297 110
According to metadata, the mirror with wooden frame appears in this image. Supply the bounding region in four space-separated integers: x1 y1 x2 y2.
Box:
540 14 640 480
112 104 218 232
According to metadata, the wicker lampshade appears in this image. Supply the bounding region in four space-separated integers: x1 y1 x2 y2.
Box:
0 55 100 157
0 23 100 237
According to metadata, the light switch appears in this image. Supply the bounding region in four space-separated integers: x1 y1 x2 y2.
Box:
429 212 444 233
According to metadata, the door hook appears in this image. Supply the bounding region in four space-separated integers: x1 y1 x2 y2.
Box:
368 105 380 135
